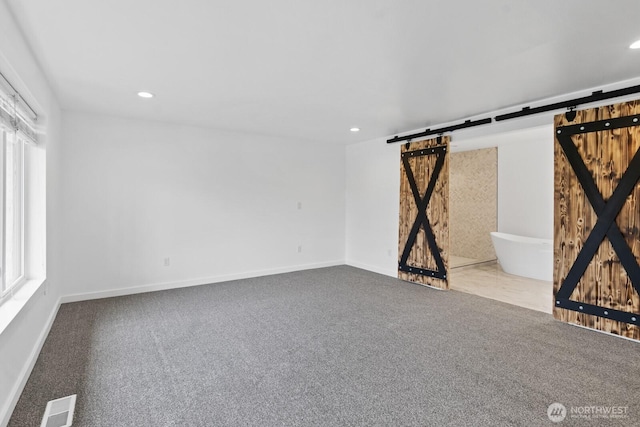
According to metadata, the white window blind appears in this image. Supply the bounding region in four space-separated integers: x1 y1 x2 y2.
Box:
0 73 38 144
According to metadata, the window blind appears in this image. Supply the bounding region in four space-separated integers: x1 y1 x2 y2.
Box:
0 72 38 143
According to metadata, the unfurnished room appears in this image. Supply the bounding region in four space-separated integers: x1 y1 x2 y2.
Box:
1 1 640 426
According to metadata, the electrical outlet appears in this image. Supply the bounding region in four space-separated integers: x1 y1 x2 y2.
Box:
387 249 393 257
297 201 302 210
297 245 302 253
164 257 171 267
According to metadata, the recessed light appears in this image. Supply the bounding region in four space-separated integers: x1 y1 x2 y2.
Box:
630 40 640 49
137 91 154 98
350 127 360 132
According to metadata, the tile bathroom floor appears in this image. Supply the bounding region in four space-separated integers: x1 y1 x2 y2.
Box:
450 262 553 314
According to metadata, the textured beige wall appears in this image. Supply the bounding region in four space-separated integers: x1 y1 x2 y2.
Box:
450 147 497 261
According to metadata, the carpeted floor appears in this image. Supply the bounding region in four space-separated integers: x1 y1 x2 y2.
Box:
8 266 640 426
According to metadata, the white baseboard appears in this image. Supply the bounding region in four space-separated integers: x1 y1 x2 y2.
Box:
0 296 61 427
61 260 345 303
346 260 397 278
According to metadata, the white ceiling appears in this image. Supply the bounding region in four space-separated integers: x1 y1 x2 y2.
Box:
6 0 640 144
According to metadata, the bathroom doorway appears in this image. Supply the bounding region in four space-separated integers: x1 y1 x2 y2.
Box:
449 147 497 268
447 134 553 314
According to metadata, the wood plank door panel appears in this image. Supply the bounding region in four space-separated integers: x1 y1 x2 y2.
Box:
398 137 449 289
554 100 640 340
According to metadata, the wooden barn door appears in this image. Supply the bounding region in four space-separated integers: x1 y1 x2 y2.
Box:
554 100 640 340
398 136 449 289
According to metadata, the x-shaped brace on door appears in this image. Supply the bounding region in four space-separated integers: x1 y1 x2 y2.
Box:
398 145 447 280
555 115 640 324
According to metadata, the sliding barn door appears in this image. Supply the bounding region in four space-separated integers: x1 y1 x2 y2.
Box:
398 137 449 289
554 100 640 340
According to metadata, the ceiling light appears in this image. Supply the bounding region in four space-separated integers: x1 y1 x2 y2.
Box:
630 40 640 49
137 91 154 98
350 127 360 132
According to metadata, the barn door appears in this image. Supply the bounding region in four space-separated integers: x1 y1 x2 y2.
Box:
398 136 449 289
554 100 640 340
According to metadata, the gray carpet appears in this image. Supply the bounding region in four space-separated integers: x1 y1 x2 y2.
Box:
8 266 640 426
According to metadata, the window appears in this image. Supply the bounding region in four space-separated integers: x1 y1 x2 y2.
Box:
1 129 25 295
0 78 37 300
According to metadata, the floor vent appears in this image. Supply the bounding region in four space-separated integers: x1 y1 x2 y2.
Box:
41 395 76 427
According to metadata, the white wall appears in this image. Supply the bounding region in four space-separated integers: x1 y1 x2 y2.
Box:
345 137 399 277
0 2 63 426
60 112 345 299
497 127 554 239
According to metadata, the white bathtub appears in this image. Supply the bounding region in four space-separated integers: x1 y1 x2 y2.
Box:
490 232 553 281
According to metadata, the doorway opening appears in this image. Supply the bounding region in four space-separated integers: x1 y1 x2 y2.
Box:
447 128 553 314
